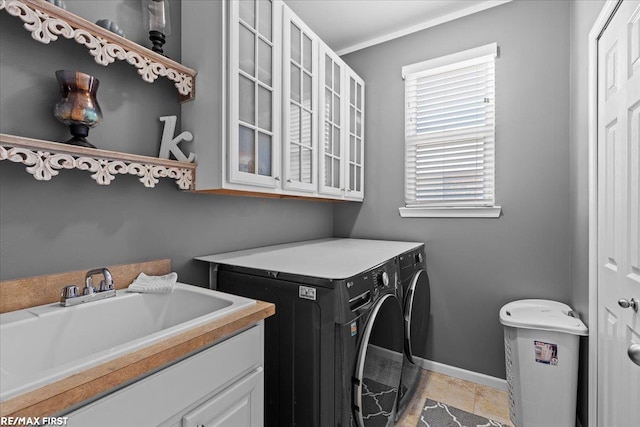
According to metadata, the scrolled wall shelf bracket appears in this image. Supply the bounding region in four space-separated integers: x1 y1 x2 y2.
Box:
0 134 196 190
0 0 196 102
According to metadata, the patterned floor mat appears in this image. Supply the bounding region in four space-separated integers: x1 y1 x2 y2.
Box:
360 378 398 427
418 399 507 427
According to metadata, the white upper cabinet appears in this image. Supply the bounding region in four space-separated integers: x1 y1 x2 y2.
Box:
345 70 365 200
282 6 318 193
318 45 346 197
229 0 281 188
318 48 365 201
182 0 363 201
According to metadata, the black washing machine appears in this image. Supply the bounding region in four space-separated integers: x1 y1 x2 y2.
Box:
212 256 404 427
396 245 431 417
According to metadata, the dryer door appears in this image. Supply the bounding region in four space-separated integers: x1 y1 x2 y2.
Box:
404 269 430 364
353 293 404 427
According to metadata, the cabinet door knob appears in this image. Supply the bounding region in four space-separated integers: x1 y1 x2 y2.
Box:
274 176 280 181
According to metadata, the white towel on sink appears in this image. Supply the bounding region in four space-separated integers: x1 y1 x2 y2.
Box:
127 272 177 294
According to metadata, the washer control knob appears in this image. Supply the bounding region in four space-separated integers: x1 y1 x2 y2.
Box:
415 252 423 264
380 271 389 287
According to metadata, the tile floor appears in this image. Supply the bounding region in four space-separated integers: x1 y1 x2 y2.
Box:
396 369 512 426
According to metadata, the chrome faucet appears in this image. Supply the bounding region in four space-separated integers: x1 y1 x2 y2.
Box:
84 267 114 294
60 267 116 306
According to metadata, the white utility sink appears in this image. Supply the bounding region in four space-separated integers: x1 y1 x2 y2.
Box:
0 283 255 402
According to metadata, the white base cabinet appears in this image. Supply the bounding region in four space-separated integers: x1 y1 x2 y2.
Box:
64 324 264 427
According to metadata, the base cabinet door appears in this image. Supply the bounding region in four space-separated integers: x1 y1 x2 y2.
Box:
182 368 264 427
63 325 263 427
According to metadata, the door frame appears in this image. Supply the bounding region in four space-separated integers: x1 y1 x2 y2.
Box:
587 1 623 426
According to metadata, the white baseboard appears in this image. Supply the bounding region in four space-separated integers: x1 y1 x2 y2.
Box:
417 357 508 391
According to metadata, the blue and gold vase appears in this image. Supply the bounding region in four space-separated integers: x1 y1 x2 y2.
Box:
54 70 102 148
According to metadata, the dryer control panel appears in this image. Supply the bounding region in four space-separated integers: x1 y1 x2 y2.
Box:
343 259 398 315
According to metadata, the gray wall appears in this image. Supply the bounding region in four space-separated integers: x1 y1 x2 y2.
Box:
570 1 607 425
0 0 332 285
1 2 599 421
335 0 572 379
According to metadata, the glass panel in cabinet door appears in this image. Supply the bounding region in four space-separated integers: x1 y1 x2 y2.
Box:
301 147 312 183
333 94 340 125
350 105 355 135
356 111 362 137
356 136 362 163
324 122 331 152
291 23 301 64
290 142 301 182
333 63 341 92
325 55 332 87
301 110 311 148
239 76 255 125
239 0 255 28
257 132 272 176
258 38 272 86
303 34 312 72
290 104 301 144
356 165 362 191
357 82 362 109
300 110 312 184
258 0 272 41
324 155 332 186
349 164 355 191
257 85 272 131
333 158 340 187
350 77 355 106
350 135 355 161
324 88 332 121
332 126 340 156
239 24 255 76
303 73 312 110
291 65 301 104
239 126 255 174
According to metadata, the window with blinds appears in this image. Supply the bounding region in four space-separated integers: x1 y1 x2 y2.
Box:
401 43 499 216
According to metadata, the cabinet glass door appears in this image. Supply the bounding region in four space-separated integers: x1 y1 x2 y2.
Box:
346 72 364 200
318 45 345 196
229 0 281 188
282 6 317 192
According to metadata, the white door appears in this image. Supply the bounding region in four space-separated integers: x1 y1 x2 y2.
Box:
597 1 640 426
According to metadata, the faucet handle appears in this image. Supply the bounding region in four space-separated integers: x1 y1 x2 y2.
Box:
83 276 97 295
99 279 114 292
61 285 79 301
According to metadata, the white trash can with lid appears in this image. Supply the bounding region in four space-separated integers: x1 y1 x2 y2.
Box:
499 299 588 427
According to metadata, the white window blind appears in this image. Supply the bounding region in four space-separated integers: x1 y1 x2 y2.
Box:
402 44 497 210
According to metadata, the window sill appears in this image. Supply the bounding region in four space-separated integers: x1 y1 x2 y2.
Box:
398 206 502 218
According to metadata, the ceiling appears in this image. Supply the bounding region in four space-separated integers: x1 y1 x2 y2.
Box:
284 0 512 55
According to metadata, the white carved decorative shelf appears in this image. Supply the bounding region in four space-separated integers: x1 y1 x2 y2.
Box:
0 0 196 102
0 134 196 190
